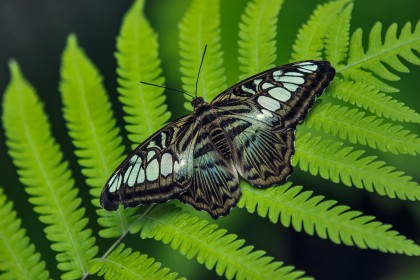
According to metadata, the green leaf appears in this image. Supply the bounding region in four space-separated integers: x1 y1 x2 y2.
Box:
2 61 98 279
329 78 420 123
90 244 185 280
238 182 420 255
179 0 227 111
116 0 170 148
238 0 284 79
132 205 312 280
338 21 420 91
325 3 353 66
307 102 420 155
60 34 139 238
291 0 352 61
294 133 420 201
0 188 50 280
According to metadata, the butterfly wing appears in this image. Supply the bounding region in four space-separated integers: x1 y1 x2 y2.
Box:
178 129 241 218
212 61 335 129
100 115 197 211
212 61 335 187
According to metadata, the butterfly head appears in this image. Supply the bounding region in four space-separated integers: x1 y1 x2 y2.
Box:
191 96 206 109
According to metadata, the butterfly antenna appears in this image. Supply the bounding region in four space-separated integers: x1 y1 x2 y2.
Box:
195 44 207 99
140 81 195 99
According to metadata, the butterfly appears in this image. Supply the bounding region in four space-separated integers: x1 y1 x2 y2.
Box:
100 60 335 218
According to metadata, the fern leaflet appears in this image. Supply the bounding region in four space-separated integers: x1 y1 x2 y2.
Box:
338 21 420 92
60 35 139 238
329 78 420 123
116 0 170 148
294 133 420 200
179 0 226 111
238 182 420 255
238 0 284 79
90 244 185 280
0 188 50 279
307 102 420 155
2 61 98 279
130 204 311 280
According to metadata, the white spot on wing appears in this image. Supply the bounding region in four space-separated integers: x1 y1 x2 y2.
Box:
108 173 118 192
256 109 273 120
128 158 141 187
137 167 145 184
147 141 158 149
161 153 173 177
262 83 274 90
241 85 256 94
284 71 304 77
268 87 291 102
253 78 263 87
278 76 305 84
109 174 121 193
147 150 156 162
297 61 314 66
257 96 281 111
300 64 318 72
146 159 159 181
129 155 138 164
283 83 298 92
124 165 133 186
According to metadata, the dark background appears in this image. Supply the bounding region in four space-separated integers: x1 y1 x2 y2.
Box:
0 0 419 279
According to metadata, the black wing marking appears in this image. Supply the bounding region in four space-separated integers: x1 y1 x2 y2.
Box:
178 129 241 219
220 111 295 187
212 60 335 129
100 115 197 211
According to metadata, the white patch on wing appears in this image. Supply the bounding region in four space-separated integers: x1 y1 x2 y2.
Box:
128 158 141 187
123 165 133 186
109 174 121 193
253 78 263 88
283 83 298 92
241 85 256 94
137 167 145 184
129 155 138 164
262 82 274 90
257 96 281 111
278 76 305 85
284 71 304 77
161 153 173 177
300 64 318 72
146 159 159 181
268 87 291 102
297 61 314 66
256 109 274 120
147 150 156 162
147 141 158 149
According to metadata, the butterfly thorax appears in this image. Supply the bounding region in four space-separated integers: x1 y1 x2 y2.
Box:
193 99 232 160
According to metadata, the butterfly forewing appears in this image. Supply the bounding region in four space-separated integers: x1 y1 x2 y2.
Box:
100 115 197 211
100 60 335 218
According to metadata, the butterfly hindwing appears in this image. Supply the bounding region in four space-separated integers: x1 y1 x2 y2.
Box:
178 129 241 218
100 115 197 211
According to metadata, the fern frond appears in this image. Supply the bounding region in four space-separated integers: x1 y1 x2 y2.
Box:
116 0 170 147
291 0 351 61
179 0 226 111
60 35 139 238
132 205 311 280
307 103 420 155
238 182 420 255
90 244 185 280
325 3 353 66
329 78 420 123
2 61 98 279
339 21 420 91
0 188 50 279
294 133 420 200
238 0 284 79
